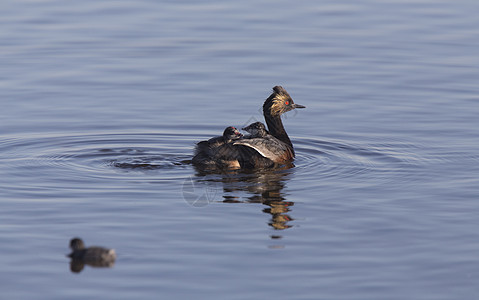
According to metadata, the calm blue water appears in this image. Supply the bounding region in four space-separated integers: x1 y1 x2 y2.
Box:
1 0 479 299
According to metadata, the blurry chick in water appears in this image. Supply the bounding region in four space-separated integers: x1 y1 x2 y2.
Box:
67 238 116 273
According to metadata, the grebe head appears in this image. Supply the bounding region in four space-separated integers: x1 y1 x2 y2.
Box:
223 126 243 141
70 238 85 251
242 122 269 137
263 86 305 117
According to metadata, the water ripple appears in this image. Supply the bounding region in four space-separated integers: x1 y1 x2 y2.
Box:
0 132 427 180
1 131 463 195
293 137 423 185
0 132 193 183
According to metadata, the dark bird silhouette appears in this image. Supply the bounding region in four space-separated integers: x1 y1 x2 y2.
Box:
67 238 116 272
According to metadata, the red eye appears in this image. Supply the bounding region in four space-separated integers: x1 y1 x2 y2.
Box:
285 101 289 105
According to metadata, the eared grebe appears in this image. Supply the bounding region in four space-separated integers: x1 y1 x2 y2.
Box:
192 86 305 169
192 126 243 168
68 238 116 266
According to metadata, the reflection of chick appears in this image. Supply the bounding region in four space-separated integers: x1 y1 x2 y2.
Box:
270 214 293 230
263 201 293 214
67 238 116 273
264 201 294 230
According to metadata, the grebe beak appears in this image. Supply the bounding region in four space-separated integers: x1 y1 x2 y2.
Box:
292 103 305 109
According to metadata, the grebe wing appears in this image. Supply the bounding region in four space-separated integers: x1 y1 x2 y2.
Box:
233 137 291 161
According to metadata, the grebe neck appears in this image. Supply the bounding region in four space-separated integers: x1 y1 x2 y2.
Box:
264 109 295 155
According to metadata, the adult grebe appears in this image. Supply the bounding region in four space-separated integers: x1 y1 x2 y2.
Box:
192 86 305 169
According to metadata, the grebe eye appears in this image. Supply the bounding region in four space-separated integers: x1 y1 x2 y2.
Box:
285 101 289 105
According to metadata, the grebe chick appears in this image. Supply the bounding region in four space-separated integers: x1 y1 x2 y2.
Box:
197 126 242 150
192 126 243 168
68 238 116 265
242 121 269 138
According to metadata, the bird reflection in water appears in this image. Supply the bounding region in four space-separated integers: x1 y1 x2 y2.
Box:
196 165 295 238
67 238 116 273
